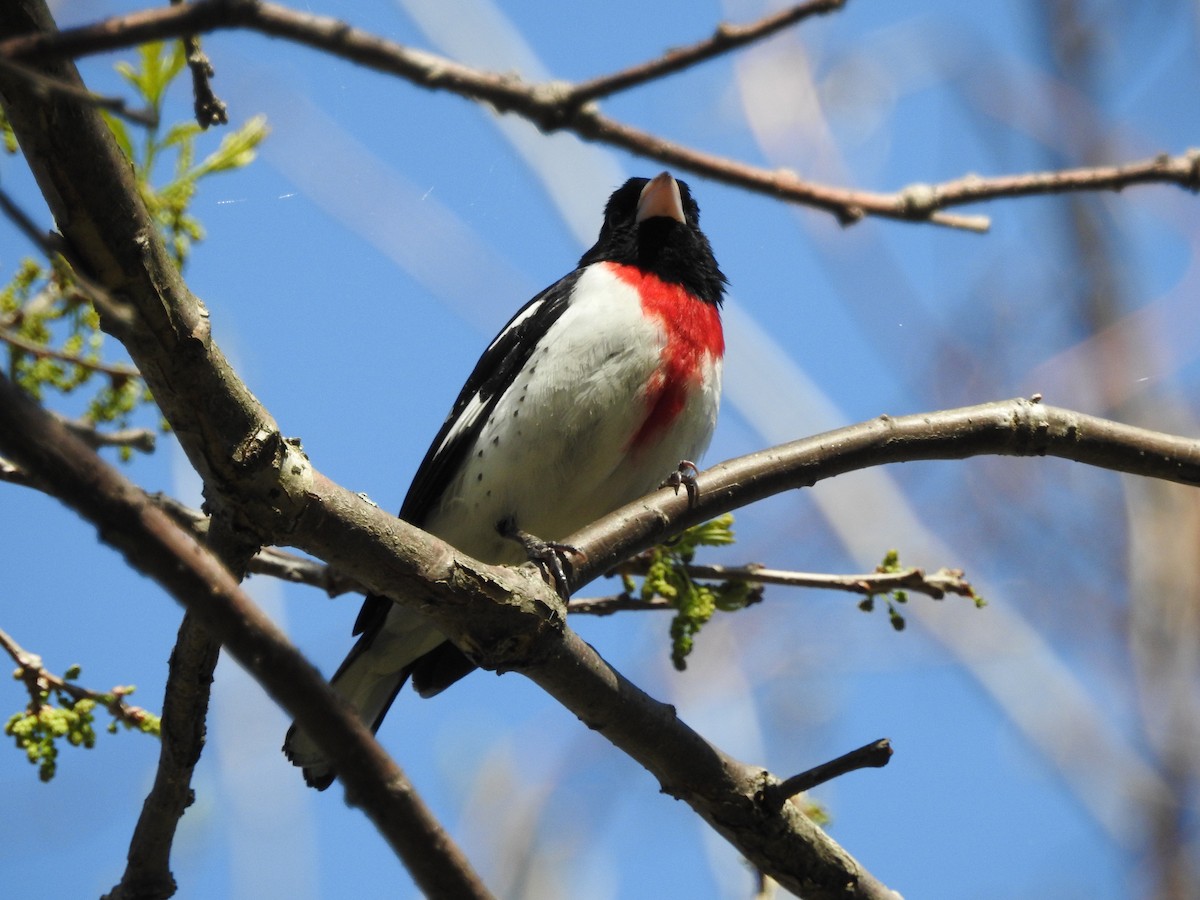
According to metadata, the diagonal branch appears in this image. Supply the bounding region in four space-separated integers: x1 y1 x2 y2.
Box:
289 471 899 900
0 53 156 126
4 1 1198 231
0 325 142 379
0 187 138 339
0 369 496 900
567 0 846 104
0 17 901 887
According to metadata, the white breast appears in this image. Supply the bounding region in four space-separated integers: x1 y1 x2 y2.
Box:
425 263 720 563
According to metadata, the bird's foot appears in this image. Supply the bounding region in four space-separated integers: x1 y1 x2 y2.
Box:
661 459 700 504
497 517 584 598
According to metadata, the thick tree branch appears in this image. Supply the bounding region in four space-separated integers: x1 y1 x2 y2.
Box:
0 370 495 900
562 397 1200 586
5 2 1198 231
0 6 281 535
0 359 898 899
272 398 1200 894
0 16 903 885
289 472 897 900
6 2 1198 896
0 11 284 892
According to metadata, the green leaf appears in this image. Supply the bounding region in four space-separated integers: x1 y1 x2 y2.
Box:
162 121 204 150
191 114 270 179
631 515 750 670
0 107 17 154
130 41 186 113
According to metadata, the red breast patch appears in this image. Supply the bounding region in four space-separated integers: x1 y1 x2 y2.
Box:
607 263 724 452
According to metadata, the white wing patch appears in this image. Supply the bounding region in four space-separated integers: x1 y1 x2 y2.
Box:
432 392 486 461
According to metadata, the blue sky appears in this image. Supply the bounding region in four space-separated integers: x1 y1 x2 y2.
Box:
2 1 1198 898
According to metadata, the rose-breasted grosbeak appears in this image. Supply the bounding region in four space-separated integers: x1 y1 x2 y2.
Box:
285 172 726 789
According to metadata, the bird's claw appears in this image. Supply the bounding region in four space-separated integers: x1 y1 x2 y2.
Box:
661 459 700 504
498 517 584 598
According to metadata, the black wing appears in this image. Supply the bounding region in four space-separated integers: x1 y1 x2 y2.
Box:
398 269 580 525
352 269 581 637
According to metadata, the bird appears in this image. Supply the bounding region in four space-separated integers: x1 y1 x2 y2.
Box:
284 171 727 789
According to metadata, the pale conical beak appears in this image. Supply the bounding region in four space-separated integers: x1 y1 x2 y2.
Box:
636 172 685 224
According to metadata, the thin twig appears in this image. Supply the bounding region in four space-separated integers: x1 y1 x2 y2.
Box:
0 53 157 126
612 559 978 600
5 2 1198 231
0 625 159 731
568 0 846 104
570 561 974 614
0 188 138 338
56 415 156 453
764 739 893 808
0 326 142 379
569 594 680 615
248 547 362 595
170 0 227 128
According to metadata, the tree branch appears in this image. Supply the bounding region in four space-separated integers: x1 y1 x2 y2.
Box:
0 187 138 343
0 29 911 878
0 624 158 732
0 325 142 379
106 612 219 900
289 472 898 900
765 740 894 809
273 397 1200 896
5 2 1198 231
169 0 226 128
6 2 1198 896
0 369 495 900
55 415 156 454
2 358 901 896
567 0 846 104
0 53 156 126
562 397 1200 587
0 5 285 532
610 558 978 601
